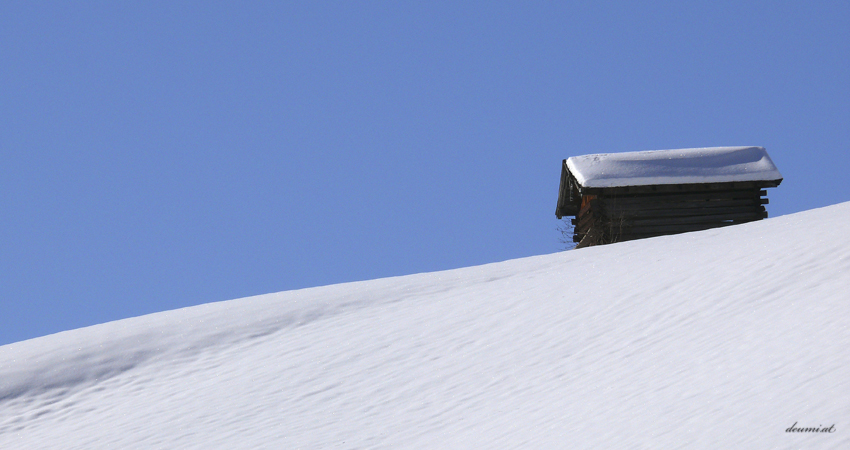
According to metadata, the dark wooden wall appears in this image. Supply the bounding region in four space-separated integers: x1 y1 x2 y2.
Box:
571 182 775 248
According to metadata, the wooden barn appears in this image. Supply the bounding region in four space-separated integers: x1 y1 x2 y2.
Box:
555 146 783 248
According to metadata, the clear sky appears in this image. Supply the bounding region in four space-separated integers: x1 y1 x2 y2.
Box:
2 1 848 346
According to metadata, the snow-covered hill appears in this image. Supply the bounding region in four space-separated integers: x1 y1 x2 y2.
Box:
3 202 850 449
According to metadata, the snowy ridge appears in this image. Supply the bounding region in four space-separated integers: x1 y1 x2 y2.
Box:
566 146 783 187
0 267 490 402
2 202 850 449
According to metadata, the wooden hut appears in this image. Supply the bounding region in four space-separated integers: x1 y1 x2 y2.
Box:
555 146 783 248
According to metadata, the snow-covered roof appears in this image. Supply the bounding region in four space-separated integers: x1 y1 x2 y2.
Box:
566 146 782 188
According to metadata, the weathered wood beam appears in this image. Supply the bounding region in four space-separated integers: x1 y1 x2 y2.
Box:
600 189 762 203
601 201 763 217
622 210 765 227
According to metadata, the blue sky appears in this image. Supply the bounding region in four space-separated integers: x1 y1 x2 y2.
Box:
2 1 848 346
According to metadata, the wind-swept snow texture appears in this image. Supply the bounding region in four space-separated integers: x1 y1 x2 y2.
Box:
566 146 783 188
3 203 850 449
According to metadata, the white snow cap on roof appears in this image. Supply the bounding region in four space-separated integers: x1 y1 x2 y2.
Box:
566 146 782 188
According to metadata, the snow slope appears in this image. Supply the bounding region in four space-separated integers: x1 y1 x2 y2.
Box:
2 202 850 449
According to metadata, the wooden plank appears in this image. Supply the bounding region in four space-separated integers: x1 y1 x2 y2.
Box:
575 214 592 234
623 214 763 228
556 166 582 218
734 211 767 223
601 201 757 214
621 205 764 219
600 199 760 214
557 205 578 217
623 211 765 227
578 199 594 217
576 211 598 234
614 230 710 242
617 216 765 236
608 207 763 221
601 189 762 204
602 197 761 210
601 202 763 218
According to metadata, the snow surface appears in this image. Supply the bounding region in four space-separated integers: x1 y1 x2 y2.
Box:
566 146 783 188
3 202 850 449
